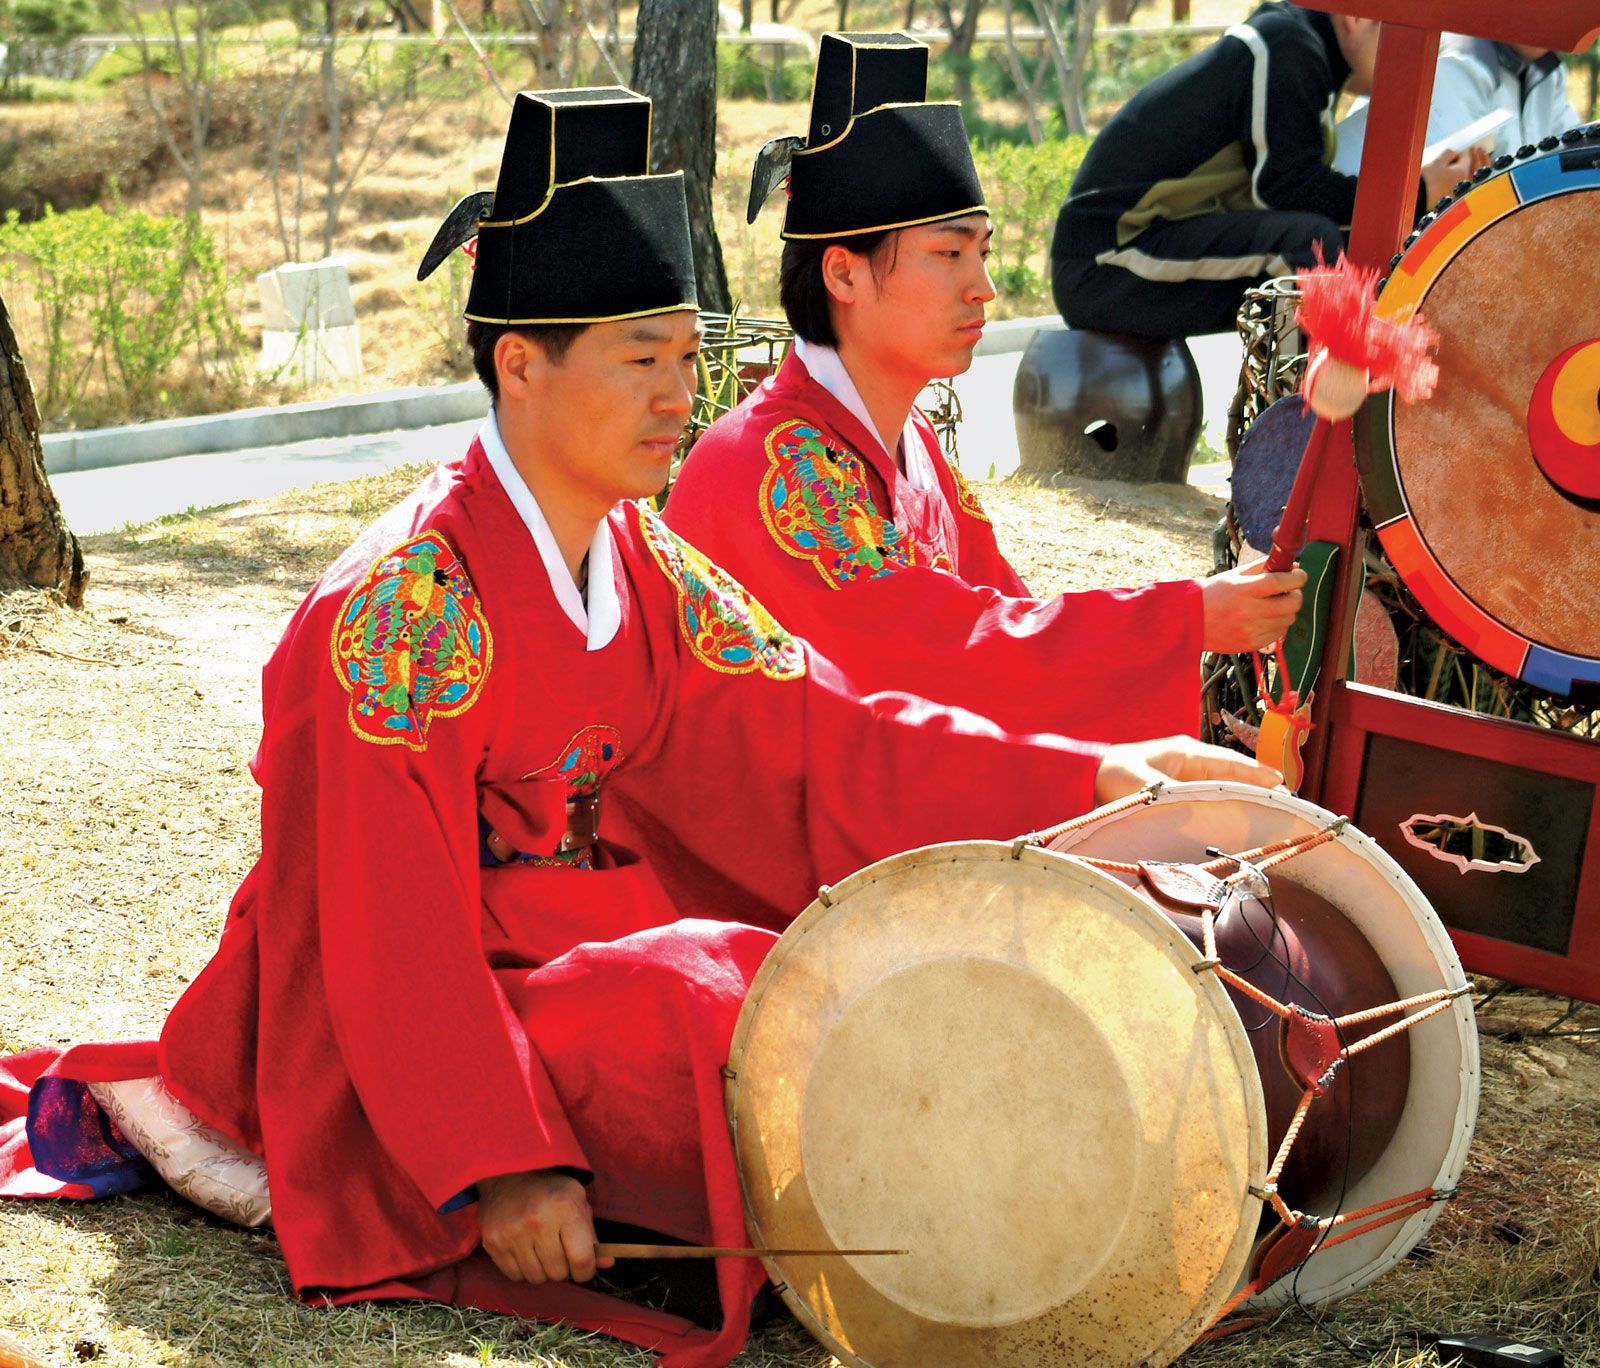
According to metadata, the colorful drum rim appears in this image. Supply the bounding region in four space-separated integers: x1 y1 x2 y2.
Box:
1357 129 1600 696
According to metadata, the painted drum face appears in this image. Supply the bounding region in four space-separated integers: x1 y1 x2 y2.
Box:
1528 339 1600 504
1356 132 1600 697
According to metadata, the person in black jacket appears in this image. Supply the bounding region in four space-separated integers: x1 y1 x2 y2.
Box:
1050 3 1482 339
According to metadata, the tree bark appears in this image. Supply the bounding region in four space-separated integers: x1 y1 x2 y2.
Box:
631 0 731 313
0 293 85 607
940 0 982 103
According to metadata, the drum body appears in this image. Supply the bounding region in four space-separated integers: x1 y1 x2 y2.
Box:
1049 782 1478 1309
725 783 1477 1366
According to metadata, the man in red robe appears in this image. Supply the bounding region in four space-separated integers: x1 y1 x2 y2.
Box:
0 87 1279 1368
666 32 1306 745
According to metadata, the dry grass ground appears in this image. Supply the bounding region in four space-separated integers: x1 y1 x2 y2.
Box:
2 465 1599 1367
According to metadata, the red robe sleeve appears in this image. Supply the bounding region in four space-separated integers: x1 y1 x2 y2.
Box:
664 388 1202 745
617 507 1108 928
271 527 592 1208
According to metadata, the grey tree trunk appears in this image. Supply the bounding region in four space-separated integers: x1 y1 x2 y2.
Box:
321 0 342 258
940 0 982 103
0 293 85 607
632 0 732 313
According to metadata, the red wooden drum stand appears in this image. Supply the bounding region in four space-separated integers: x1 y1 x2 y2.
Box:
1280 3 1600 1000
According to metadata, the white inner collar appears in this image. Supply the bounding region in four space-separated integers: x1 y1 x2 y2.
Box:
477 410 621 651
792 337 936 491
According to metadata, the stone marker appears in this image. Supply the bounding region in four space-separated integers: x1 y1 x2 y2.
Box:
258 258 363 386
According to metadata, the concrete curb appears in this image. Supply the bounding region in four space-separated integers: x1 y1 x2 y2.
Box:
43 381 490 475
40 314 1061 475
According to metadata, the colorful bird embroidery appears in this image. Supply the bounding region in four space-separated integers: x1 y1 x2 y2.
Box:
636 504 806 681
331 531 492 749
528 725 624 796
759 420 915 589
949 464 992 525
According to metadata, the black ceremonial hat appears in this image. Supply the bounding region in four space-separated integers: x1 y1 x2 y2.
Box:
417 86 698 324
748 32 986 239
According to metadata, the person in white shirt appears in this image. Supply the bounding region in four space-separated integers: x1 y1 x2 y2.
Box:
1335 36 1586 174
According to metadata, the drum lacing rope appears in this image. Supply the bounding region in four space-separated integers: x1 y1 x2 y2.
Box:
1033 809 1468 1329
1060 815 1343 881
1202 1187 1453 1336
1021 783 1162 851
1183 825 1468 1337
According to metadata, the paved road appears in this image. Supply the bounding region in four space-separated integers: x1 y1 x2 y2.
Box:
53 337 1239 536
51 421 481 536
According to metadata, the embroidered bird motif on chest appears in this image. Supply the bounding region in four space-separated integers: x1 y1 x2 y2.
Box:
759 419 916 589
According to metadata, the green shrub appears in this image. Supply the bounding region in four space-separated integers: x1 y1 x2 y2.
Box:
716 41 810 101
973 135 1088 316
2 0 93 39
0 200 246 424
1086 31 1204 113
410 208 473 379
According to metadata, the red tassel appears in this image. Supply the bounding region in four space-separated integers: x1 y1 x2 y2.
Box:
1294 248 1439 406
1369 311 1440 403
1295 248 1379 368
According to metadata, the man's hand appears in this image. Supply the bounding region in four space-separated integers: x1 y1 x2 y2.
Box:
1422 145 1491 207
477 1168 614 1285
1094 734 1284 803
1201 559 1306 653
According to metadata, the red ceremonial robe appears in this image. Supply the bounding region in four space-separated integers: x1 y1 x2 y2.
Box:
664 347 1205 744
0 431 1110 1368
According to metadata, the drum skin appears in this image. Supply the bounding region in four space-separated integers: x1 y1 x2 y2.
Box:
1357 132 1600 695
726 842 1267 1368
726 788 1477 1365
1230 396 1318 555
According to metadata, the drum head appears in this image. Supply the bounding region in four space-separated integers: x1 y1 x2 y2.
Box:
1048 783 1479 1308
725 842 1267 1368
1231 395 1317 554
1357 133 1600 695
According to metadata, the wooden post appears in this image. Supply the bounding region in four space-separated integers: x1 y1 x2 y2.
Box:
1298 23 1438 797
632 0 732 312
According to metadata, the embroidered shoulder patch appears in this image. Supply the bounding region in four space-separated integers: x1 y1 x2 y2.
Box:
760 419 915 589
950 464 992 525
331 531 492 750
637 505 806 681
527 725 624 793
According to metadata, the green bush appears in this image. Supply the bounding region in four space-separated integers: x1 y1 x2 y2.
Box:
1086 31 1204 113
2 0 93 39
0 200 246 424
410 207 473 379
973 135 1088 316
716 41 810 101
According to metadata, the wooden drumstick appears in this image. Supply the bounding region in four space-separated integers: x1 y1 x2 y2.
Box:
595 1243 907 1260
